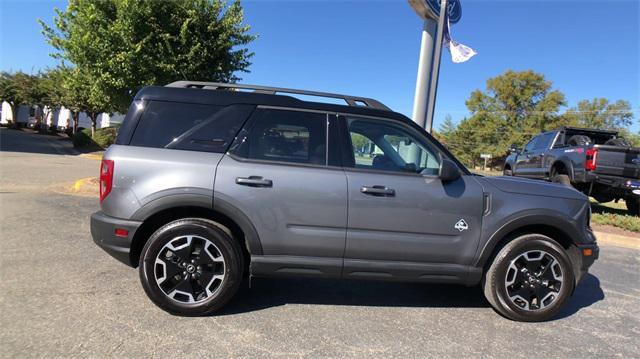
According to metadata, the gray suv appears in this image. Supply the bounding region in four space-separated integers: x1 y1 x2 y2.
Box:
91 81 599 321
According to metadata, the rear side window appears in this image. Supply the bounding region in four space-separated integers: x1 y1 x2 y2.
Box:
131 101 227 151
231 109 328 165
534 132 555 150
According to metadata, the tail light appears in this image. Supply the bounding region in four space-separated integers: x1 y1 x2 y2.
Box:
100 159 114 202
585 148 597 171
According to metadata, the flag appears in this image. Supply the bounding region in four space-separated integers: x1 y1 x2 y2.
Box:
443 17 477 63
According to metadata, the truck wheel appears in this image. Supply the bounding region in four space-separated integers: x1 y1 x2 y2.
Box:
626 197 640 216
483 234 574 322
139 218 244 316
551 174 571 186
503 167 513 176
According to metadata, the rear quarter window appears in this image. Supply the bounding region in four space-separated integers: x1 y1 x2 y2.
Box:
129 101 252 153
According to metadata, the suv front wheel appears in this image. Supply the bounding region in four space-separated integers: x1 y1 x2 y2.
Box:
139 218 244 316
483 234 574 322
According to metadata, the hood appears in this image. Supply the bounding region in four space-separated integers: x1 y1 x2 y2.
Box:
479 176 587 201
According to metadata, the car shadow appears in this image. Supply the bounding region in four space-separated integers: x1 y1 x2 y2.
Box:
554 273 604 320
219 274 604 319
590 201 629 216
219 278 488 315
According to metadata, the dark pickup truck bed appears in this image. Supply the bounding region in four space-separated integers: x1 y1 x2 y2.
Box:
504 127 640 216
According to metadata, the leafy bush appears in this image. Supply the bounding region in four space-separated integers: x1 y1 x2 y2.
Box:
72 127 117 149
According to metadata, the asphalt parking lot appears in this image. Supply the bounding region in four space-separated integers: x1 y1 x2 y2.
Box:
1 127 639 357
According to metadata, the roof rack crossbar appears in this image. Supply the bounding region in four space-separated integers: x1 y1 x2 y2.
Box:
165 81 390 111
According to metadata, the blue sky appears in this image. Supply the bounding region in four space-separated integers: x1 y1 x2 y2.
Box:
1 0 639 131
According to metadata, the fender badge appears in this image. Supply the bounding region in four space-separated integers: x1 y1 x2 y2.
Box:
454 219 469 232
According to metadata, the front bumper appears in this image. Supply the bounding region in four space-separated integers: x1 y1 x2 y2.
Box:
569 229 599 284
90 211 142 267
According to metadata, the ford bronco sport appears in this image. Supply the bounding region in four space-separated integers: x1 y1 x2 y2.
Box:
91 81 599 321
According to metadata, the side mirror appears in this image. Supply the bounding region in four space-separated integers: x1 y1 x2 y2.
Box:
509 143 519 154
438 159 461 182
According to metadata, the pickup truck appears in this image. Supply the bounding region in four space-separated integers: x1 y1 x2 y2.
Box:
504 127 640 216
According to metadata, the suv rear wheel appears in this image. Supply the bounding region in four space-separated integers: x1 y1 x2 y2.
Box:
139 218 244 316
483 234 574 322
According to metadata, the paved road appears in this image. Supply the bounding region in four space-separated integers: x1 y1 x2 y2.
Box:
1 128 639 357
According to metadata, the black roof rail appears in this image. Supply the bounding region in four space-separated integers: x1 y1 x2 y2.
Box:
165 81 391 111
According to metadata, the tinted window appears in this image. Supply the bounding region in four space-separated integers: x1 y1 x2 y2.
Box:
346 117 441 175
232 109 327 165
130 101 223 149
534 132 555 150
523 137 538 152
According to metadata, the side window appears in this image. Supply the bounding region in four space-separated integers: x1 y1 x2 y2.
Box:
346 117 441 175
523 137 538 152
130 101 223 150
534 132 555 150
232 109 328 165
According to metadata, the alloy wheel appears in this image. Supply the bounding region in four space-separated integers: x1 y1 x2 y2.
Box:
154 235 226 304
504 250 563 311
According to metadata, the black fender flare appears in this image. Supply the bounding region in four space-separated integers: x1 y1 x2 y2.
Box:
475 211 582 268
131 192 263 256
549 158 575 180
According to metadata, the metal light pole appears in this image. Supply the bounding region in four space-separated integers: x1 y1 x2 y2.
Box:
424 0 448 133
410 19 438 130
409 0 460 133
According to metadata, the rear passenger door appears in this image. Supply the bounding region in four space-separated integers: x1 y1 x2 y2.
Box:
214 108 347 277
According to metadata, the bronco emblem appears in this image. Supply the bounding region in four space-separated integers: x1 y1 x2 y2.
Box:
454 219 469 231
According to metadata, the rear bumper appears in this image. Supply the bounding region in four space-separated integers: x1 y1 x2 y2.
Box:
90 211 142 267
586 173 640 195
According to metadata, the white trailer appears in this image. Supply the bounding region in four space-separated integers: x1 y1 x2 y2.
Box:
15 105 32 126
1 101 12 125
54 106 73 131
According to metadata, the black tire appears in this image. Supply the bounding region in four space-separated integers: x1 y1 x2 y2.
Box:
604 138 630 147
551 174 571 186
626 196 640 217
567 135 591 146
482 234 575 322
503 167 513 176
139 218 244 316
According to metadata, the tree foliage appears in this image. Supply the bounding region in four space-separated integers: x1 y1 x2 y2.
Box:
440 70 637 169
40 0 256 114
564 98 634 130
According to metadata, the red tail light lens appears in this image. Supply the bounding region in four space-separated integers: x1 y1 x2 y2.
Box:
100 159 114 202
585 148 597 171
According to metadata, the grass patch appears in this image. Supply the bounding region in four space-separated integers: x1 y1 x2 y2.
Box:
590 198 640 233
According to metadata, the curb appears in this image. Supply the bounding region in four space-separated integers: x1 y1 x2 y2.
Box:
593 230 640 250
79 153 103 161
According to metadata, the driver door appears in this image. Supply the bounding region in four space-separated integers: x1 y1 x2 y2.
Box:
340 116 484 281
514 136 539 177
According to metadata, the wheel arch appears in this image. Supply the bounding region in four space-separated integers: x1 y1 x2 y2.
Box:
549 158 574 180
129 195 262 269
476 214 579 270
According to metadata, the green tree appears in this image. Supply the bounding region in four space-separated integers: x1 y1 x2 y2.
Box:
435 114 456 144
564 98 634 130
40 0 256 116
448 70 567 167
0 71 43 126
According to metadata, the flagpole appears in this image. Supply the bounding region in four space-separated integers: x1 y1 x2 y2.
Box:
424 0 448 134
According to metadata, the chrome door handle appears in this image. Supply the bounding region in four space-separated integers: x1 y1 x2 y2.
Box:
236 176 273 188
361 185 395 197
